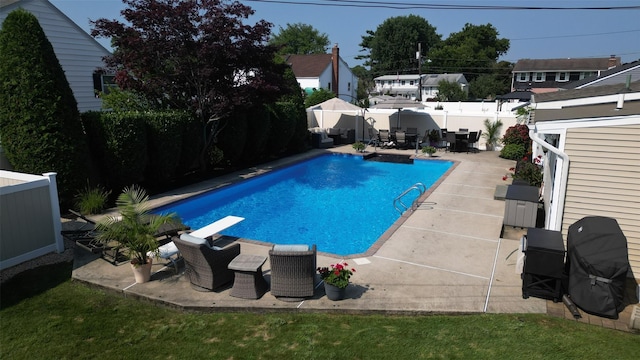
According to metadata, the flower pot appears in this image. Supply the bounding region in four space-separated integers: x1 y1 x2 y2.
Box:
324 282 347 301
131 258 153 283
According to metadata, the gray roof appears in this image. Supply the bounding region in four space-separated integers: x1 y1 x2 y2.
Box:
533 80 640 103
374 73 467 85
533 100 640 122
562 60 640 89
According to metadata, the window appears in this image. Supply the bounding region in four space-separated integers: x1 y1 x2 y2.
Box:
409 81 414 86
93 72 117 97
347 82 351 91
557 72 569 82
327 82 331 90
534 72 545 82
517 73 529 82
401 81 406 85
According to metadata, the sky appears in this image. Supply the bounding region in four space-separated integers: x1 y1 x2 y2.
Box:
48 0 640 69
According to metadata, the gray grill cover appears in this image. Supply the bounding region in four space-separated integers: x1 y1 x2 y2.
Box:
566 216 629 319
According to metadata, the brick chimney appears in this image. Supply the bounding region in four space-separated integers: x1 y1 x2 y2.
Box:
608 55 619 69
332 44 339 98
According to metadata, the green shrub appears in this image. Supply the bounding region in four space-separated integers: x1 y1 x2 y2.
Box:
74 182 111 214
500 143 526 160
0 9 90 209
514 159 543 187
145 111 187 186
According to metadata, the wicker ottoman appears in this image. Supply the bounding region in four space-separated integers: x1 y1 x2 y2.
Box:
228 254 269 299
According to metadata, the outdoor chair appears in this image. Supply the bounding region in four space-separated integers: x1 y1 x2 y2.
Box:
172 233 240 291
378 129 391 148
445 132 457 152
269 244 317 300
439 128 448 149
466 131 478 153
395 131 409 149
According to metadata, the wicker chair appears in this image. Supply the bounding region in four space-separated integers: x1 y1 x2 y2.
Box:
268 244 317 299
172 235 240 291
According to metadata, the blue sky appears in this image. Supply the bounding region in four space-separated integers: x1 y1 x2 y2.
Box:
50 0 640 68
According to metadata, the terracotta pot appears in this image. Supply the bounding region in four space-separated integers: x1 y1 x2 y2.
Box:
324 282 347 301
131 258 153 283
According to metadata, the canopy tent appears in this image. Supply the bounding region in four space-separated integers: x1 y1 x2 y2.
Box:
308 98 364 134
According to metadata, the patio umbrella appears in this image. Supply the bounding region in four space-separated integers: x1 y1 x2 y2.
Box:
370 97 425 128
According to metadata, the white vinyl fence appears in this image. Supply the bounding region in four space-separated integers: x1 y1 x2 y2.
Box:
0 171 63 270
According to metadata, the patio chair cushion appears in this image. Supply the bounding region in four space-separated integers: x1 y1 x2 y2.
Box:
273 244 309 252
180 233 223 250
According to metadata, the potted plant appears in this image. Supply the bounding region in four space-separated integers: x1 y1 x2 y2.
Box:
421 145 437 157
482 118 503 151
352 141 365 152
317 261 355 301
96 185 179 283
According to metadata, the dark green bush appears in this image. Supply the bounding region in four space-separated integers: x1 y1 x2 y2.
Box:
217 113 248 167
514 159 543 188
500 143 526 160
145 111 187 186
82 112 148 191
266 102 297 155
0 9 90 209
240 105 271 164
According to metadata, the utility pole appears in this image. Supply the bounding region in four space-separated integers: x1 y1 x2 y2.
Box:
416 43 422 102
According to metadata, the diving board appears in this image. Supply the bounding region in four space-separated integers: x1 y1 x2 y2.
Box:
189 215 245 238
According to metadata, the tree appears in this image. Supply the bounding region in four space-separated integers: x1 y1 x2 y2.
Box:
358 15 441 77
435 80 468 102
91 0 291 170
351 65 373 102
304 88 336 108
270 23 329 55
428 23 509 83
0 9 90 208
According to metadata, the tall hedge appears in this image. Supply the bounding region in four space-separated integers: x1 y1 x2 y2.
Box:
0 9 89 208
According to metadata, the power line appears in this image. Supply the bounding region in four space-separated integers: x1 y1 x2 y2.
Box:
246 0 640 11
511 29 640 41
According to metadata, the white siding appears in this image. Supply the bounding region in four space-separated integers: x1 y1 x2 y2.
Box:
0 0 111 111
561 124 640 276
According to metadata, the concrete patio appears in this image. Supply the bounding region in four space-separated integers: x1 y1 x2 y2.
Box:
69 146 637 331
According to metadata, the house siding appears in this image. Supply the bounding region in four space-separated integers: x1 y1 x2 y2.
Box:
561 124 640 276
1 0 111 112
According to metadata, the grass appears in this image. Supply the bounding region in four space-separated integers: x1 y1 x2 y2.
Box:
1 263 638 359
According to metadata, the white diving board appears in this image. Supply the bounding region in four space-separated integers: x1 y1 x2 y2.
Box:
188 215 245 238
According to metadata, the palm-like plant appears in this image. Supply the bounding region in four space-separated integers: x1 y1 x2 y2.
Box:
96 185 178 266
482 119 503 151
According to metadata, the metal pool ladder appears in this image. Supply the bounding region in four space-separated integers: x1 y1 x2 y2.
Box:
394 182 427 215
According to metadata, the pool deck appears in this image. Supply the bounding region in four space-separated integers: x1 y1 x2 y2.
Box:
70 146 637 331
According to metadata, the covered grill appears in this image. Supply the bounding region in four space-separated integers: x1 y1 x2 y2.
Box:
566 216 629 319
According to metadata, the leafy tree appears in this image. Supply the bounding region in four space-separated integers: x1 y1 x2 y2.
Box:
359 15 441 77
429 23 509 83
304 88 336 108
435 80 468 102
91 0 291 170
270 22 329 55
0 9 90 208
351 65 373 101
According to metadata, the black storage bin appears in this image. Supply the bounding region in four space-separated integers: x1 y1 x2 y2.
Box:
522 228 565 302
566 216 629 319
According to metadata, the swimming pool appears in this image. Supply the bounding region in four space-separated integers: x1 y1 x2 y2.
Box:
155 153 453 256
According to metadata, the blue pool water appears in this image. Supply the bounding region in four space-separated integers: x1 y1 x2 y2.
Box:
155 154 453 256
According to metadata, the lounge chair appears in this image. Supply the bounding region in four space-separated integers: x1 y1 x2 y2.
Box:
172 233 241 291
395 131 409 149
378 129 391 148
269 244 317 300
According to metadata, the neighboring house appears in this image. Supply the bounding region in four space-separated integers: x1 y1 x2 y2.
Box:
528 81 640 280
563 59 640 90
285 44 358 103
512 56 621 94
373 73 468 101
0 0 111 112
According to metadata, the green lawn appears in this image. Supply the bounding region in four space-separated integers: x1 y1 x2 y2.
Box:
1 262 637 359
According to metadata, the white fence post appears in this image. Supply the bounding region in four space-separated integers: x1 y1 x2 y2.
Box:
44 172 64 253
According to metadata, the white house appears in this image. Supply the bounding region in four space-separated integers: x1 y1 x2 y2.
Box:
373 73 468 100
0 0 111 112
285 44 359 103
